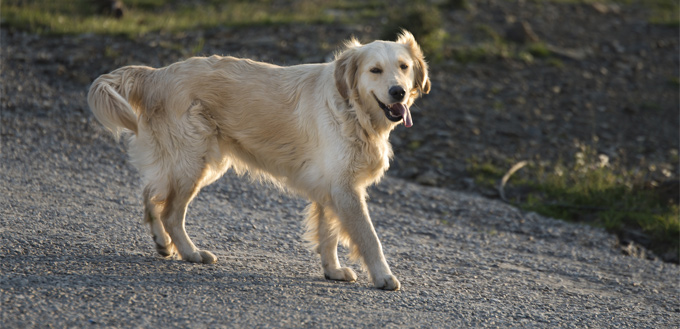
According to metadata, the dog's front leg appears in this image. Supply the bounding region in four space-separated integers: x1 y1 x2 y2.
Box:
307 202 358 282
331 185 400 291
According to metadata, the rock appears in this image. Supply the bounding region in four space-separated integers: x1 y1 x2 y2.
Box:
591 3 621 15
415 170 440 186
505 21 539 44
546 44 592 60
591 3 609 14
96 0 125 19
461 177 476 190
399 166 420 179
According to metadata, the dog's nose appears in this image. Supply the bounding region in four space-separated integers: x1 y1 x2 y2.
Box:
389 86 406 101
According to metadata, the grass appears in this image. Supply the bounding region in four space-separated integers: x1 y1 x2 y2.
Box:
5 0 675 58
528 0 679 26
380 3 449 61
469 147 679 261
669 76 680 87
1 0 343 37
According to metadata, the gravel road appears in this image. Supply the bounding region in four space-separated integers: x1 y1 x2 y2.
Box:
1 17 679 329
2 104 679 328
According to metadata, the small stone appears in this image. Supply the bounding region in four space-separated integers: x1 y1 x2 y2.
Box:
591 3 609 14
415 170 440 186
547 45 591 61
505 21 539 44
591 3 621 14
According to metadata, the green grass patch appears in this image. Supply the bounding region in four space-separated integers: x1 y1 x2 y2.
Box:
526 42 551 58
547 57 565 68
636 0 680 26
380 3 450 61
434 25 557 64
1 0 341 37
450 43 504 64
528 0 679 27
468 148 679 261
469 160 509 187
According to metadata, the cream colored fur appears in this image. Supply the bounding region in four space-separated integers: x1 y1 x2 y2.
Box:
87 31 430 290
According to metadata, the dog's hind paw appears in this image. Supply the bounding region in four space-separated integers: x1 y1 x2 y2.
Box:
182 250 217 264
156 242 177 258
153 234 176 258
324 267 357 282
374 275 401 291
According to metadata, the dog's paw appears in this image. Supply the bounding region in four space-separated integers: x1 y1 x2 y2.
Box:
153 234 176 258
198 250 217 264
182 250 217 264
324 267 357 282
156 243 177 258
374 275 401 291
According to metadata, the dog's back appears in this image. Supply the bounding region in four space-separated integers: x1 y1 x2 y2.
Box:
88 56 341 195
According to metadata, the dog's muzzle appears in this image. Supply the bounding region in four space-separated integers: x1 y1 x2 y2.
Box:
374 95 413 127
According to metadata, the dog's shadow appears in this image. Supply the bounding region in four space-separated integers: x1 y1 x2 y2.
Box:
1 252 363 292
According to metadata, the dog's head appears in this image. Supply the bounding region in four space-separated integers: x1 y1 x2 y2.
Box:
334 30 431 132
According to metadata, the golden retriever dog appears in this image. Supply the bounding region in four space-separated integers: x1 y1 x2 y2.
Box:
87 30 430 290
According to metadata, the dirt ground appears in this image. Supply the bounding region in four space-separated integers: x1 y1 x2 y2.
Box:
4 1 678 188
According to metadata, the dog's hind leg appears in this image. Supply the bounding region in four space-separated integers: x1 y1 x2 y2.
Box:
143 186 176 258
140 100 220 264
305 202 358 282
140 153 216 263
158 175 217 264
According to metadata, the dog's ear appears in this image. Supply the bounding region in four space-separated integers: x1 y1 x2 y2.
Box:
334 38 361 100
397 30 431 95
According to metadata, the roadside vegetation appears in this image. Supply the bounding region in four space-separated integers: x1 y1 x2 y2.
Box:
1 0 343 37
2 0 676 47
468 147 679 261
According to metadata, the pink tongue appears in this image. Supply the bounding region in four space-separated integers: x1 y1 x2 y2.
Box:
391 103 413 128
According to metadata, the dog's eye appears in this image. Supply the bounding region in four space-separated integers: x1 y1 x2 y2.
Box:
370 68 382 74
400 64 409 70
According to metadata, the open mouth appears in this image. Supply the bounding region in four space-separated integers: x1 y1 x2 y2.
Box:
373 94 413 127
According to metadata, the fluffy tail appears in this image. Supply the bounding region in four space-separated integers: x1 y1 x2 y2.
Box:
87 66 149 139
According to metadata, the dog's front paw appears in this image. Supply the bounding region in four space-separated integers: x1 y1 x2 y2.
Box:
198 250 217 264
374 275 401 291
324 267 357 282
182 250 217 264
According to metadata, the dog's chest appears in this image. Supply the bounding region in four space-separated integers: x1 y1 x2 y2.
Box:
353 140 392 185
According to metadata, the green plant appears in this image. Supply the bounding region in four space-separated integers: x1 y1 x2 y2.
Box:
468 147 679 261
526 42 551 58
527 0 679 26
450 43 509 64
547 58 564 68
646 0 680 26
1 0 338 37
441 0 471 10
380 4 449 61
524 150 679 259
